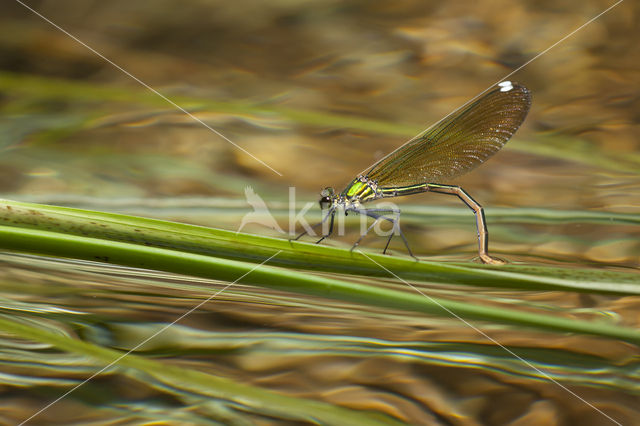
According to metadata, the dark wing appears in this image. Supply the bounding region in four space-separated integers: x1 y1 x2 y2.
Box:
366 81 531 187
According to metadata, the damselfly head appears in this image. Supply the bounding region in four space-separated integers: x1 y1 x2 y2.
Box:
319 187 335 209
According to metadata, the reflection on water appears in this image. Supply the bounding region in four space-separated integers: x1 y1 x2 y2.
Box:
1 0 639 424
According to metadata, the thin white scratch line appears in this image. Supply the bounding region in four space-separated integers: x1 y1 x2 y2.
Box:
15 0 283 177
19 251 283 425
362 0 625 175
357 250 623 426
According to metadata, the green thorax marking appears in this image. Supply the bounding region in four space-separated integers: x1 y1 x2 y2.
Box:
342 177 379 202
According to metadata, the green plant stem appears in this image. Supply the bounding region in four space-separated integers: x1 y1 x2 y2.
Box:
1 199 639 295
1 222 640 345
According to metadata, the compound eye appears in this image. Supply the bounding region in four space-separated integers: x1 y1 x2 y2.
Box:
319 196 331 210
319 187 335 209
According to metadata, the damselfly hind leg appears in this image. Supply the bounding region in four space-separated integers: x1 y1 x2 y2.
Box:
426 184 506 265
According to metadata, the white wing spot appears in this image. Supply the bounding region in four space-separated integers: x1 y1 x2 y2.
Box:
498 81 514 92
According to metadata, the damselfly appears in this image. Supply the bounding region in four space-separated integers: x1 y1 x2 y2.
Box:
295 81 531 264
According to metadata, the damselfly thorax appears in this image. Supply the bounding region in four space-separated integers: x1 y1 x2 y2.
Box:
320 176 380 210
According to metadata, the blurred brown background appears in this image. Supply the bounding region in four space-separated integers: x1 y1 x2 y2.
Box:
1 0 638 263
